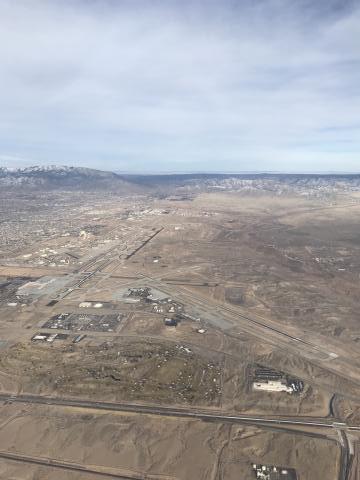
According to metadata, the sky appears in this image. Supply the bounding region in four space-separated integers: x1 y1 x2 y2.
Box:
0 0 359 173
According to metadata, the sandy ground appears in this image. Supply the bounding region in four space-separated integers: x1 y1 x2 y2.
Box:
0 404 341 480
1 189 360 479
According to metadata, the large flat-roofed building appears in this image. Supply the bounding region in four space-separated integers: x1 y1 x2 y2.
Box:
253 380 293 394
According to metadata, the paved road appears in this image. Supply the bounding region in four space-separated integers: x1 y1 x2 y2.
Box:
0 450 171 479
1 393 357 480
1 393 359 433
338 430 351 480
136 273 360 391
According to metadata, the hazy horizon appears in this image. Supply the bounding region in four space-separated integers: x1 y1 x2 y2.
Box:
3 164 360 176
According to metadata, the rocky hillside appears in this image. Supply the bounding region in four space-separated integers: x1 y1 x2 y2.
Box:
124 173 360 198
0 166 140 192
3 167 360 197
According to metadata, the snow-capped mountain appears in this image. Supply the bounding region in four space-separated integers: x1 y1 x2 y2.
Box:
2 166 360 197
123 172 360 197
0 165 136 190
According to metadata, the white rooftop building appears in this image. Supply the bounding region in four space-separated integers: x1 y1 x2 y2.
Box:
253 380 293 394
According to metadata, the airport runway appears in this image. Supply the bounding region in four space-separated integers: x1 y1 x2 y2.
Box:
135 273 360 390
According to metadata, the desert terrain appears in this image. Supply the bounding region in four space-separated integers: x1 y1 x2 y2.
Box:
0 169 359 479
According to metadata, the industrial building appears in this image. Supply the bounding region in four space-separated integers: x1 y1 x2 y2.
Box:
253 380 293 394
252 463 297 479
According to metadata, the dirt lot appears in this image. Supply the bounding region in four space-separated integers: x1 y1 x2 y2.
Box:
0 339 222 406
0 403 341 480
0 332 332 417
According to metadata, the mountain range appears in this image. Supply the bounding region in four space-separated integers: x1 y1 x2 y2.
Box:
2 165 360 196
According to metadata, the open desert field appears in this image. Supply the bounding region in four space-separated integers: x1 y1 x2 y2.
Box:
0 175 360 479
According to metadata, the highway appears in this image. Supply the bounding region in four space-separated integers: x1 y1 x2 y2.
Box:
1 392 356 480
1 393 359 433
1 393 357 479
338 430 351 480
8 228 358 480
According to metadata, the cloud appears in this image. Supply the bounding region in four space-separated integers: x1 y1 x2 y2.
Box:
0 0 359 172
